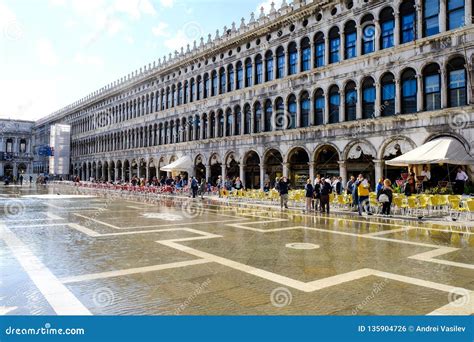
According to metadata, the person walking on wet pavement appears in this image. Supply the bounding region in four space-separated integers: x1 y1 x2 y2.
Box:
356 174 371 216
304 178 314 213
278 177 290 209
320 178 332 214
191 177 199 198
19 174 23 186
377 179 393 216
199 178 206 199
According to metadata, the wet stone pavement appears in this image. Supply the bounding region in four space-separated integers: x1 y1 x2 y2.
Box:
0 184 472 316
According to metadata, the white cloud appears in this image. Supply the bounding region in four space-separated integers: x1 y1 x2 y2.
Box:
257 0 274 14
73 52 104 67
113 0 156 19
164 30 188 51
152 22 169 37
36 38 59 66
160 0 174 8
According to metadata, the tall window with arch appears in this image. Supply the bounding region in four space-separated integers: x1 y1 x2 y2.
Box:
196 76 202 101
447 0 465 30
220 68 226 94
314 32 325 68
190 79 195 102
345 82 357 121
380 7 395 49
203 73 210 98
301 38 311 71
381 73 396 116
329 27 340 64
314 89 325 125
265 51 274 81
400 0 416 44
236 62 243 89
275 97 284 130
264 99 272 132
300 92 310 127
177 83 183 105
423 0 439 37
254 102 262 133
228 65 234 91
210 112 216 138
202 114 208 140
226 109 233 136
255 55 263 85
288 42 298 75
218 111 224 137
361 15 376 55
276 47 285 79
183 82 188 104
401 69 417 114
288 95 297 129
244 104 251 134
195 115 201 141
344 21 357 59
329 86 340 123
211 71 218 96
234 106 241 135
423 63 441 110
447 57 467 107
362 78 376 119
245 58 253 87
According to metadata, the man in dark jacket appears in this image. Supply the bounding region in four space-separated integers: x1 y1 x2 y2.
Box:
320 178 332 214
278 177 290 209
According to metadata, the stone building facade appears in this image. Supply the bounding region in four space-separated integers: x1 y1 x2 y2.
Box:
0 119 34 179
36 0 473 188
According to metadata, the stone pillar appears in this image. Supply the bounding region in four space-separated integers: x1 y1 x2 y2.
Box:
114 167 119 182
325 37 330 65
205 164 211 183
375 82 382 117
339 90 346 122
355 24 361 57
340 30 346 61
241 105 245 136
356 86 363 120
260 163 265 190
440 70 448 109
86 165 90 180
417 75 424 111
416 4 423 38
272 54 278 80
309 162 315 184
250 106 255 134
439 0 446 33
374 159 384 184
374 19 381 51
122 166 126 181
324 94 330 124
296 98 301 128
282 162 289 178
146 165 150 181
338 161 347 188
240 163 245 188
394 11 400 46
107 165 111 182
467 0 473 25
272 101 278 131
395 79 401 114
310 42 316 70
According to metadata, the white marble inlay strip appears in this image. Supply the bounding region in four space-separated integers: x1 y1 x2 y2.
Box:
0 224 91 315
60 259 211 284
409 247 474 270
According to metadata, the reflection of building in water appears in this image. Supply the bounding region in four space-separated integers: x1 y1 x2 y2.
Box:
29 0 474 187
0 119 34 179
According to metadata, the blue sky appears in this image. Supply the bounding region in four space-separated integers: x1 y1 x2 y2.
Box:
0 0 273 121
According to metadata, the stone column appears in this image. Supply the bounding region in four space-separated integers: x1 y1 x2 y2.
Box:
309 162 315 184
416 4 423 38
355 24 361 57
374 159 384 184
340 90 346 122
122 166 126 181
296 98 301 128
114 167 119 182
205 164 211 183
324 94 330 124
310 42 316 70
439 0 446 33
241 105 245 136
338 160 347 187
416 75 424 112
340 31 346 61
260 163 265 190
272 101 278 131
467 0 473 25
282 162 289 179
375 82 382 117
440 70 448 109
395 79 401 115
240 163 245 188
394 11 400 45
107 165 111 182
356 86 363 120
374 19 381 51
250 107 255 134
325 35 330 65
273 53 278 80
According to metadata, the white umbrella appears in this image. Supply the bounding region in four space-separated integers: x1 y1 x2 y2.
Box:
160 156 193 172
385 138 474 167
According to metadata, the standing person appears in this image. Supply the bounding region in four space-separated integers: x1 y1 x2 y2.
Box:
278 177 290 209
356 174 371 216
420 165 431 189
313 177 321 211
377 179 393 216
454 167 468 195
29 175 33 184
304 179 314 213
320 178 332 214
234 177 243 191
216 176 223 198
199 179 207 199
376 178 384 194
404 176 416 196
191 177 199 198
19 174 23 186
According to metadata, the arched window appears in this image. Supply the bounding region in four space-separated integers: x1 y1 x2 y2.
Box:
447 0 465 30
275 97 284 130
218 111 224 137
245 58 252 87
300 92 310 127
195 115 201 140
171 85 176 107
329 27 340 64
203 73 210 98
423 0 439 37
344 21 357 59
345 82 357 121
196 76 202 100
234 106 241 135
314 89 325 125
220 68 226 94
236 62 243 89
362 78 376 119
288 42 298 75
264 99 272 132
381 73 396 116
228 65 234 91
361 15 375 54
210 112 216 138
447 57 467 107
276 47 285 79
423 63 441 110
255 54 263 85
301 38 311 71
254 102 262 133
202 114 208 139
401 68 417 113
190 78 195 102
183 81 188 104
329 86 340 123
226 109 233 136
288 95 297 129
166 88 171 109
265 51 274 82
177 83 183 105
211 71 218 96
380 7 395 49
244 104 251 134
314 32 325 68
400 0 416 44
159 123 164 145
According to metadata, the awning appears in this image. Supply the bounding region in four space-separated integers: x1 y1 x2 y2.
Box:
386 138 474 167
160 156 193 172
